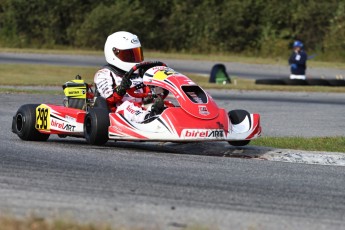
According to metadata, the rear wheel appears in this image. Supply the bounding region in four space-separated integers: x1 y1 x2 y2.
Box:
228 109 251 147
84 108 109 145
12 104 50 141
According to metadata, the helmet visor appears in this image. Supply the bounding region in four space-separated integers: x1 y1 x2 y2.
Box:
114 47 144 63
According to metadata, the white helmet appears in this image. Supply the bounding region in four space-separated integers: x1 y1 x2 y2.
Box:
104 31 144 72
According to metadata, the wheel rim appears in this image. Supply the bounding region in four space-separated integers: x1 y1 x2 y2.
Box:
16 114 24 132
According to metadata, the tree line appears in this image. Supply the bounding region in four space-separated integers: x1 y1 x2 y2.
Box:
0 0 344 61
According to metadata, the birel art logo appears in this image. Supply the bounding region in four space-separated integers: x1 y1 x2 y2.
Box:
51 119 76 132
126 105 142 115
182 129 224 138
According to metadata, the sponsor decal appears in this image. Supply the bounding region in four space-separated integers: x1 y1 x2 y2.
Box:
198 105 210 115
126 105 142 115
151 66 167 72
182 129 224 138
51 119 76 132
131 38 139 44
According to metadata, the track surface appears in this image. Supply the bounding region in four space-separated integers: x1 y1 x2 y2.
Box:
1 92 345 229
1 52 345 79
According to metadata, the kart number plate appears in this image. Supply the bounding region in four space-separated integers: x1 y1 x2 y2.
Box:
36 105 50 131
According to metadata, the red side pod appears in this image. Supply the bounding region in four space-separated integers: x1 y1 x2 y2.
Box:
109 113 148 139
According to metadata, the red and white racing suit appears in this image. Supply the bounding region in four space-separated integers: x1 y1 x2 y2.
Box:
94 67 150 123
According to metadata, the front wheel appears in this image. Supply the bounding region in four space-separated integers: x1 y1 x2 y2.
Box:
12 104 50 141
84 108 109 145
228 140 250 147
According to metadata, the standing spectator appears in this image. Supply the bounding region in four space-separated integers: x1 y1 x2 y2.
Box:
289 41 307 80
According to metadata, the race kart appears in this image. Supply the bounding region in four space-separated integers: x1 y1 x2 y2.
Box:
12 61 261 146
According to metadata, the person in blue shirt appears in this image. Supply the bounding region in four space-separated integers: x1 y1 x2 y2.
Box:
288 40 307 80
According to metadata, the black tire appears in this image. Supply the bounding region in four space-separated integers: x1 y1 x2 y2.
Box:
228 140 251 147
283 79 308 85
306 79 330 86
255 79 285 85
228 109 251 125
84 108 109 145
93 97 110 112
228 110 251 147
12 104 50 141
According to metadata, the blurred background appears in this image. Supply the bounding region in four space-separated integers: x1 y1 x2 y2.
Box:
0 0 344 62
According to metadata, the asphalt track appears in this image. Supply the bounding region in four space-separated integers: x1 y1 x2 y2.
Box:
1 92 345 229
1 52 345 79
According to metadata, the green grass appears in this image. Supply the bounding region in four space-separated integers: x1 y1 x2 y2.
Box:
0 215 111 230
0 64 95 86
252 136 345 153
0 215 211 230
1 63 345 93
0 88 61 95
2 47 345 70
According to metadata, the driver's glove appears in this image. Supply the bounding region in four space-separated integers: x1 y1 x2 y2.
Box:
114 76 132 96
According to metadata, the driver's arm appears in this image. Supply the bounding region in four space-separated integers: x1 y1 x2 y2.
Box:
94 69 131 106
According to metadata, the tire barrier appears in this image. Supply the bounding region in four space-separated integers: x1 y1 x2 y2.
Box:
305 79 330 86
284 79 308 86
255 78 345 86
255 79 285 85
328 79 345 86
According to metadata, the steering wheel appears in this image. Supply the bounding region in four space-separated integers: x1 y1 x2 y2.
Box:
123 61 167 80
123 61 167 98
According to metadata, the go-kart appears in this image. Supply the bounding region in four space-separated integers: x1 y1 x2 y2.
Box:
12 61 261 146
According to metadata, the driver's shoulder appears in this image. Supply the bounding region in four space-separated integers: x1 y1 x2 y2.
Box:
95 67 123 79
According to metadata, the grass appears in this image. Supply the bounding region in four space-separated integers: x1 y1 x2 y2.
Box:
0 215 212 230
0 64 95 86
2 47 345 70
0 215 111 230
0 88 61 95
252 136 345 153
1 63 345 93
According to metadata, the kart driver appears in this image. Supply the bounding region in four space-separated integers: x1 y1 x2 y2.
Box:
94 31 165 123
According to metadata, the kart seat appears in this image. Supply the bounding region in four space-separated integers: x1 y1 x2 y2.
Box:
67 98 86 110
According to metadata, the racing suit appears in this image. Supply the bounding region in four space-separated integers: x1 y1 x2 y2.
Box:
94 64 151 123
288 50 307 80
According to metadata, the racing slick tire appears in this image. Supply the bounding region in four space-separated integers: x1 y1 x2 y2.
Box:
228 109 251 147
12 104 50 141
84 108 109 145
93 97 110 112
228 140 251 146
